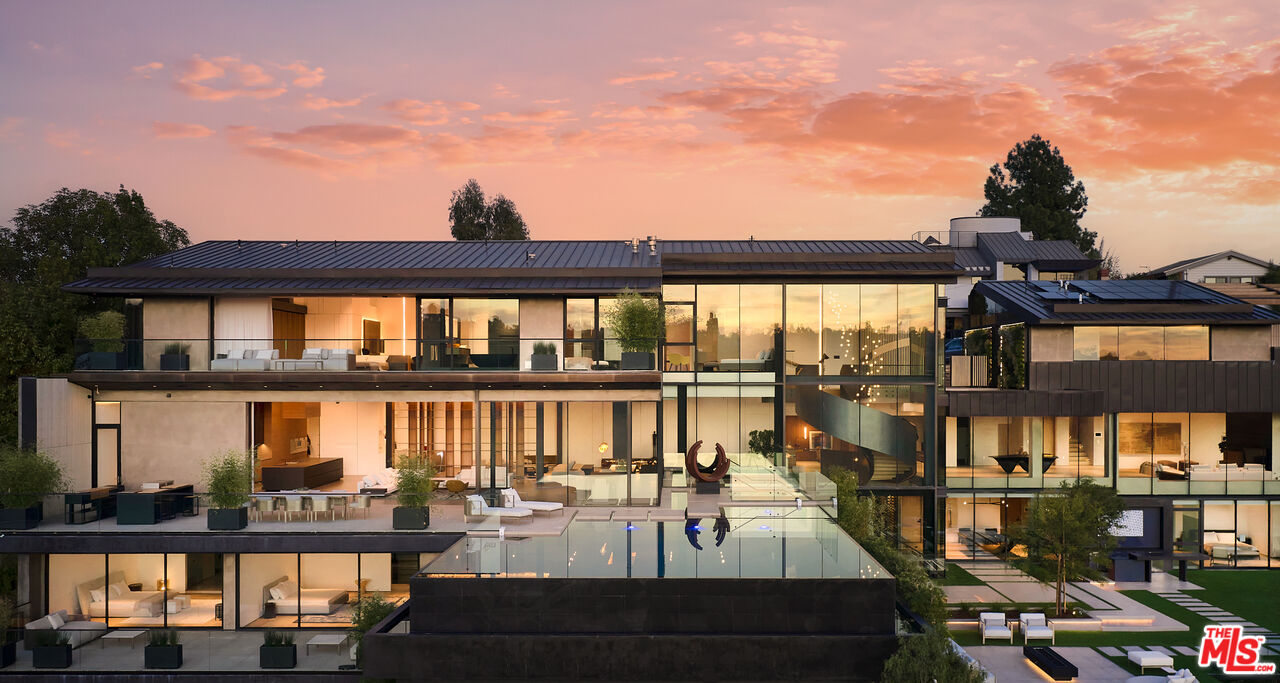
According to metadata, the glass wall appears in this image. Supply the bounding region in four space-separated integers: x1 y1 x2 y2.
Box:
1073 326 1208 361
945 415 1106 489
783 284 935 377
1115 412 1275 495
692 284 783 375
47 553 223 628
237 553 412 628
945 493 1030 560
784 384 929 488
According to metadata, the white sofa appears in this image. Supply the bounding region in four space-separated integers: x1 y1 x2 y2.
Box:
210 348 279 370
24 609 107 649
359 467 400 495
464 495 532 521
1189 464 1268 481
500 488 563 514
277 348 356 371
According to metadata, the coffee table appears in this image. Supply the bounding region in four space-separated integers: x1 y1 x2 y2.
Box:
101 629 146 649
166 595 192 614
306 633 349 655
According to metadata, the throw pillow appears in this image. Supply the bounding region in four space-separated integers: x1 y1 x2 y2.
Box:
90 588 106 603
47 612 65 629
269 587 284 601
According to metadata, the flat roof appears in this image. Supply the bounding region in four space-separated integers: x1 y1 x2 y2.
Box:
974 279 1280 325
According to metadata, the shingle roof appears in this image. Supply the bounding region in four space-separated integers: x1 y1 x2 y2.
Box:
973 279 1280 325
1149 250 1273 276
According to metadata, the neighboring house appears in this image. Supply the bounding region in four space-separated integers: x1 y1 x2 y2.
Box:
8 237 956 649
918 216 1098 322
945 278 1280 572
1149 250 1273 284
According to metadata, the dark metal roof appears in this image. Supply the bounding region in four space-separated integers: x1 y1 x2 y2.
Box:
974 280 1280 325
976 231 1036 262
974 232 1096 269
65 238 961 295
947 248 993 275
61 275 659 296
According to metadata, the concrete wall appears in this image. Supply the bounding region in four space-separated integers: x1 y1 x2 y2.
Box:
1030 327 1073 362
519 297 564 369
120 401 248 487
35 378 93 491
1211 326 1270 361
142 297 210 370
237 554 295 626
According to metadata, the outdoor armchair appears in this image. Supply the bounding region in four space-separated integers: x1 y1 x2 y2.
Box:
979 612 1012 644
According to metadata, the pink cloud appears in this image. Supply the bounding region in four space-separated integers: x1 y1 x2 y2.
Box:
281 61 325 87
609 70 678 85
226 123 423 176
175 55 288 101
382 99 452 126
302 94 365 110
152 121 216 139
131 62 164 79
482 109 575 123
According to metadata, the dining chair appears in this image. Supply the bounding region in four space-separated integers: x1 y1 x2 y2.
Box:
251 497 275 522
310 495 334 522
283 496 306 522
348 494 372 519
328 495 349 520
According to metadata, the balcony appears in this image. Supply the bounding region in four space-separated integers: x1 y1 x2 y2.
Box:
71 337 662 374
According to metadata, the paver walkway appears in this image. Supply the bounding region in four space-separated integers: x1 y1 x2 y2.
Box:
1151 590 1280 644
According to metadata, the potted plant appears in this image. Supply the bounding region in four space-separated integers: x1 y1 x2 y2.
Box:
0 446 68 529
349 592 394 666
0 596 16 669
604 290 663 370
530 341 558 371
160 342 191 371
144 629 182 669
30 629 71 669
260 630 297 669
202 450 251 530
747 429 780 467
392 451 436 530
74 310 126 370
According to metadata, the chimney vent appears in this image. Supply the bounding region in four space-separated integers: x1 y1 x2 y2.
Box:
631 238 639 254
647 235 657 255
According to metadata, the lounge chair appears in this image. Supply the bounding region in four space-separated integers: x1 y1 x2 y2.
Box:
500 488 564 514
1020 612 1054 644
979 612 1012 644
464 495 532 522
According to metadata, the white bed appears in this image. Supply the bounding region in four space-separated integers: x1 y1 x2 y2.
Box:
263 576 348 615
78 570 164 618
1202 531 1261 560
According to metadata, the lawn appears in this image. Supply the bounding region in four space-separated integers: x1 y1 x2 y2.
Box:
1183 569 1280 634
938 563 985 586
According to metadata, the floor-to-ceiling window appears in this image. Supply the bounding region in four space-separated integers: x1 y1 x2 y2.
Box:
47 553 223 628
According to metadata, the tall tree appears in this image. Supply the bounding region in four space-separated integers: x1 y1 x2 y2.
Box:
447 179 530 240
980 134 1097 256
0 186 190 445
487 194 529 240
1011 478 1125 616
447 179 489 240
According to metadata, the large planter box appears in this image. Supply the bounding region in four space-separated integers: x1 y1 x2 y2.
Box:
260 644 297 669
160 354 190 371
208 507 248 530
32 644 72 669
392 506 430 530
620 351 654 370
530 353 558 371
1 639 16 669
0 505 42 530
145 644 183 669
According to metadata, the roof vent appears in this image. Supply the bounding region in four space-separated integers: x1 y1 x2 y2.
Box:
647 235 657 256
526 251 536 262
631 238 640 254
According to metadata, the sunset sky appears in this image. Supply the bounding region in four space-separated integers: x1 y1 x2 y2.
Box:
1 0 1277 272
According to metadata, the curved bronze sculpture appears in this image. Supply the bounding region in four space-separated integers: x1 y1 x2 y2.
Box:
685 440 731 483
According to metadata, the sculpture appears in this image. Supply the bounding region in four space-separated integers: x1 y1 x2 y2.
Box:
684 440 730 483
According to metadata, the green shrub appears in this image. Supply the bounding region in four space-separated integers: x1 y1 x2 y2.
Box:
146 629 179 646
395 451 437 509
162 342 190 355
880 631 986 683
349 592 395 664
31 629 69 647
0 446 69 510
263 630 294 646
201 450 252 510
532 341 556 355
603 290 662 353
77 310 125 352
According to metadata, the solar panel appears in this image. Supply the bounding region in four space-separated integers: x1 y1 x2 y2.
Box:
1067 280 1212 302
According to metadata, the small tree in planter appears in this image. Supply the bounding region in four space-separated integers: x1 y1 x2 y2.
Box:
75 310 126 370
349 592 394 666
0 446 68 529
144 629 182 669
202 450 252 530
604 290 663 370
747 429 779 467
30 629 71 669
530 341 558 371
161 342 191 371
392 451 436 529
260 630 296 669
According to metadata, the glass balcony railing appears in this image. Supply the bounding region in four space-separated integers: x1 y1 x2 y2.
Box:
72 338 662 372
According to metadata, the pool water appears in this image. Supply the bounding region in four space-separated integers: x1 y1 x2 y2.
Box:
422 506 888 579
